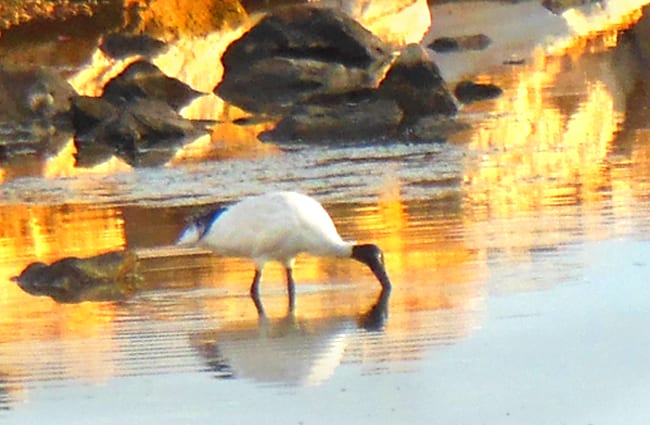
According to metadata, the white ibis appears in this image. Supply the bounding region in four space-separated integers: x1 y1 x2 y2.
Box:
176 191 392 311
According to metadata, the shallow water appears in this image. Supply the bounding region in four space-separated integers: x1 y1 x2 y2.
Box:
3 4 650 424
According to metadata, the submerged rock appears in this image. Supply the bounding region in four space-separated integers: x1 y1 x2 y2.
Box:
409 115 471 142
454 81 503 103
428 34 492 53
12 251 140 303
261 97 403 143
99 33 167 59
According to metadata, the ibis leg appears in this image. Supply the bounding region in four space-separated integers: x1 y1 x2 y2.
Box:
286 267 296 313
250 269 265 317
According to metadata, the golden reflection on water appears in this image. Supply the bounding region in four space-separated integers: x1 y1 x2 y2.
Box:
0 193 484 389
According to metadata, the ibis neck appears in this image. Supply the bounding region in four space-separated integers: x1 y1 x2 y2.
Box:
330 240 355 258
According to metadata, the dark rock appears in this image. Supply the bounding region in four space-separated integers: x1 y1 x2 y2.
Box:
221 6 389 69
99 33 167 59
12 251 140 303
71 95 118 136
0 66 76 165
542 0 603 14
73 136 118 168
70 61 211 166
0 65 76 123
626 3 650 66
102 60 203 110
72 97 209 167
215 5 391 114
217 56 371 114
503 57 526 65
410 115 471 142
428 34 492 53
454 81 503 103
261 97 403 143
379 44 457 124
70 95 122 167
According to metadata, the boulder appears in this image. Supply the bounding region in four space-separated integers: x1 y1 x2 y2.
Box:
99 33 167 59
215 6 391 115
102 60 203 111
221 6 389 69
216 56 371 114
379 44 457 124
454 81 503 103
428 34 492 53
71 95 118 136
70 60 212 167
71 97 209 166
0 66 76 164
0 65 75 123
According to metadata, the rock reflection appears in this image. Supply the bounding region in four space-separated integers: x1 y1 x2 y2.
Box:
193 288 390 386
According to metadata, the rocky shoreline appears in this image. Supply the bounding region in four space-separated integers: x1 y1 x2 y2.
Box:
0 0 648 169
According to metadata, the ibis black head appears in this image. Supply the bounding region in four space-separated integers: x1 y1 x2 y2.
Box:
351 244 392 290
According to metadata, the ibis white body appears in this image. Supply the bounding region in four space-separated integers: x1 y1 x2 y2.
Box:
179 191 353 269
177 191 391 312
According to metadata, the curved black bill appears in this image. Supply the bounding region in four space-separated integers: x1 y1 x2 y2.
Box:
369 262 392 290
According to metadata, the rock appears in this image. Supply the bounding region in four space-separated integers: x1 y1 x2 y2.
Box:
99 33 167 59
409 115 471 142
542 0 604 14
454 81 503 103
627 4 650 66
71 95 118 136
70 95 122 167
222 6 389 69
0 65 76 123
261 97 403 143
379 43 457 124
428 34 492 53
102 60 203 111
70 61 212 167
12 251 140 303
71 97 209 167
215 5 391 114
217 56 372 114
0 66 76 164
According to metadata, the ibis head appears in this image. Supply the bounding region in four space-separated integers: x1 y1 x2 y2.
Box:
351 244 392 290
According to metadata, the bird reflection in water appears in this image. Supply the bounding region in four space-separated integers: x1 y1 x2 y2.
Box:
193 287 391 386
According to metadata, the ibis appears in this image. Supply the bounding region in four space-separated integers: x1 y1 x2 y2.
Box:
177 191 392 311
